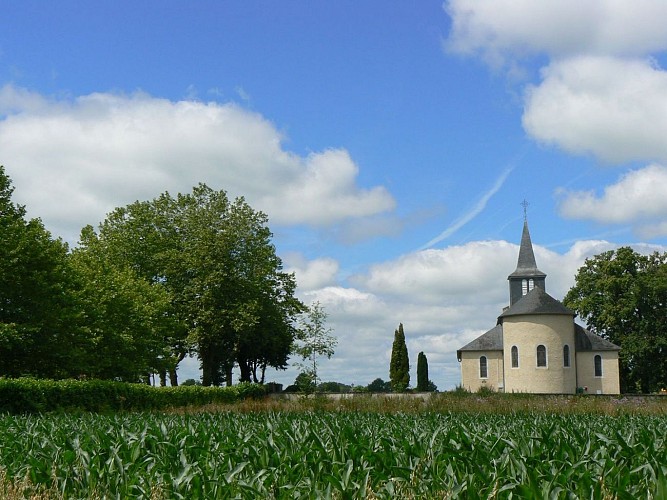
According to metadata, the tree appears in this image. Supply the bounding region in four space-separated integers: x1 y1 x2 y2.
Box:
366 377 392 393
0 166 81 378
417 352 429 392
70 229 173 382
389 323 410 392
78 184 303 386
564 247 667 393
293 301 337 388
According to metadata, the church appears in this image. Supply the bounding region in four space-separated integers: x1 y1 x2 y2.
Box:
457 218 621 394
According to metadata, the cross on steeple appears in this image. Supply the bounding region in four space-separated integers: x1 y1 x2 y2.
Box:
521 199 529 221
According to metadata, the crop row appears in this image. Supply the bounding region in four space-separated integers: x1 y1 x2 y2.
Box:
0 411 666 498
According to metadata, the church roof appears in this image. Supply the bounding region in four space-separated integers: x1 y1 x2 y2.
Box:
574 324 621 351
508 220 546 279
499 287 574 319
457 324 503 355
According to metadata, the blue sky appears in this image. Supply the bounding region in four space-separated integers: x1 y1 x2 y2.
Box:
2 1 667 389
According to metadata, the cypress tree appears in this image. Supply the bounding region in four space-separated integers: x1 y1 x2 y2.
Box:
417 351 429 392
389 323 410 392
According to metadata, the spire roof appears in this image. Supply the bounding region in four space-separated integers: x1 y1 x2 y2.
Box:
508 219 546 279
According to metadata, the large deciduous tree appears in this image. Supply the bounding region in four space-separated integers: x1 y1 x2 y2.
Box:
80 184 302 386
389 323 410 392
0 166 80 378
564 247 667 393
70 227 173 382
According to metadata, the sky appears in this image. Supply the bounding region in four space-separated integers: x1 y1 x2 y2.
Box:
2 1 667 390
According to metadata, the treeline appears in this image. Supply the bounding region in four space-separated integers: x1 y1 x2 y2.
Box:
0 166 304 386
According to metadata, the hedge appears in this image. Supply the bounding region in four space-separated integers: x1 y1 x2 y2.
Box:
0 378 267 414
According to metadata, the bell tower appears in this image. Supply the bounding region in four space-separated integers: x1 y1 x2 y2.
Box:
507 201 546 305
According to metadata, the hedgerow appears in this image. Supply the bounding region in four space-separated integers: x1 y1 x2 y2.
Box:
0 378 266 413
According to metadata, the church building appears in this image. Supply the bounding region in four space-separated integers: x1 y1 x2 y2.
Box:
457 218 620 394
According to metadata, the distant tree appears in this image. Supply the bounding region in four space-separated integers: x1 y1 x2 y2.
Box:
366 377 392 393
417 352 429 392
293 302 337 388
318 381 351 393
181 378 202 386
389 323 410 392
564 247 667 393
294 371 316 394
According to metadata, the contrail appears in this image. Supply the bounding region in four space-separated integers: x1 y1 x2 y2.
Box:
419 166 515 251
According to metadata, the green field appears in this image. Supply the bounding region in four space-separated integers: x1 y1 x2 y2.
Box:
1 395 666 499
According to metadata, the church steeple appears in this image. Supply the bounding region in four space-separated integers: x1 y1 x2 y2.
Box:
507 206 546 305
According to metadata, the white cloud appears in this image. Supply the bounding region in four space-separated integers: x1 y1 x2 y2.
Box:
523 57 667 164
356 241 518 305
252 237 667 390
557 164 667 225
445 0 667 66
283 253 340 292
0 85 395 243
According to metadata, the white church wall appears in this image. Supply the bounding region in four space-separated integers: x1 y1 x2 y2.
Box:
503 315 577 394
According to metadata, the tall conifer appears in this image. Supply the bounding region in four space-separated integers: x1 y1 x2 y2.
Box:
417 351 429 392
389 323 410 392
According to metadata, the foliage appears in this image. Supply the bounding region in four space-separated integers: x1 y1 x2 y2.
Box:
0 166 81 379
389 323 410 392
69 239 173 382
564 247 667 393
294 371 316 394
293 301 337 388
417 351 429 391
0 378 266 414
78 184 303 386
367 377 392 393
0 405 666 498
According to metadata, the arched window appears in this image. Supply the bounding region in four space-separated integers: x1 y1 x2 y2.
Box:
511 346 519 368
479 356 488 378
563 345 570 367
536 345 547 367
594 355 602 377
528 278 534 291
522 279 528 296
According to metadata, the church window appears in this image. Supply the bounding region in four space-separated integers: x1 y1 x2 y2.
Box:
479 356 488 378
594 355 602 377
529 278 534 291
522 279 528 295
563 345 570 367
536 345 547 367
511 346 519 368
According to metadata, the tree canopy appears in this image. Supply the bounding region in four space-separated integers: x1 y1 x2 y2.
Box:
0 166 303 386
0 166 80 379
78 184 304 386
564 247 667 393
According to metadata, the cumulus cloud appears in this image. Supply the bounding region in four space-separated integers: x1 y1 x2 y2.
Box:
445 0 667 66
283 254 340 292
445 1 667 235
283 237 666 389
557 164 667 238
524 57 667 164
0 85 394 243
357 241 517 305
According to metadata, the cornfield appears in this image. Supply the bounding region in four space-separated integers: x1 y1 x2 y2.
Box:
1 406 666 499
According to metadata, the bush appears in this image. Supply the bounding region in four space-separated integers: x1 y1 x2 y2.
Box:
0 378 267 414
